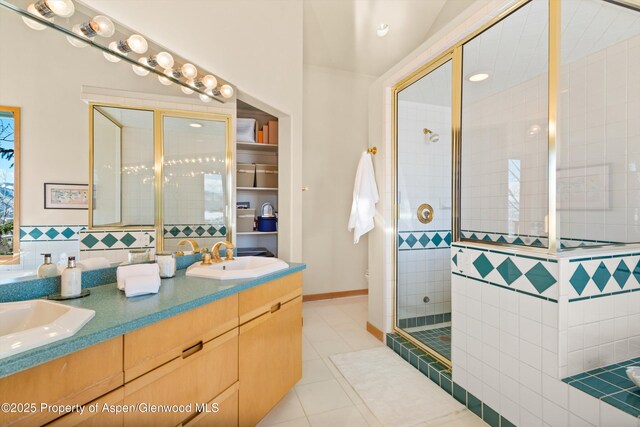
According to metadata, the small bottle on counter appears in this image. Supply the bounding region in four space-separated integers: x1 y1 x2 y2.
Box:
155 252 176 278
37 253 59 278
61 256 82 297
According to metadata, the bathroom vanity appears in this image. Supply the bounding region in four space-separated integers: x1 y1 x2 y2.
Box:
0 265 304 427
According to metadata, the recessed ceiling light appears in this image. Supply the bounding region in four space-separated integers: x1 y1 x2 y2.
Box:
468 73 489 82
376 23 389 37
189 123 203 128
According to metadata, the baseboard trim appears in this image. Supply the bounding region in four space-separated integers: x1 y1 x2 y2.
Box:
302 289 368 302
366 322 384 342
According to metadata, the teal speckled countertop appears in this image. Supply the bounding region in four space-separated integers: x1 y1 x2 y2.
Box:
0 263 305 379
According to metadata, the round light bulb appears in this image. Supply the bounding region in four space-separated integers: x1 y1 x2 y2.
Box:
66 23 92 47
46 0 75 17
199 93 212 103
155 52 174 69
219 84 234 99
158 69 173 86
181 63 198 80
181 81 194 94
132 57 150 76
126 34 148 54
22 4 49 31
376 23 389 37
103 41 122 63
202 74 217 90
468 73 489 82
91 15 115 37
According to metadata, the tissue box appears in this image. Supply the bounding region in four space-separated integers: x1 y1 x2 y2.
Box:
237 118 256 143
256 164 278 188
237 208 255 232
237 163 255 187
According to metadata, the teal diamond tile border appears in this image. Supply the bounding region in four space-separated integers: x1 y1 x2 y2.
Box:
398 230 451 251
567 254 640 300
386 333 516 427
451 244 559 299
163 224 227 238
460 229 620 249
20 225 86 242
79 229 156 251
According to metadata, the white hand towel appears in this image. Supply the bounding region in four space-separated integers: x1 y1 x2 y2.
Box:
348 152 379 244
124 275 161 297
77 257 110 271
116 263 160 290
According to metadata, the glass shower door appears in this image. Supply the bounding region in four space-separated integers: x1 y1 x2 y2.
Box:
396 60 453 362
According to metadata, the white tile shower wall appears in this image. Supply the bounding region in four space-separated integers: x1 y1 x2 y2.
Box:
557 32 640 244
396 99 452 322
460 72 549 239
558 251 640 376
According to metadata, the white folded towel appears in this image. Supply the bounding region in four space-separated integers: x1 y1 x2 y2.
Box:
124 275 161 297
348 152 379 244
116 263 160 290
77 257 110 271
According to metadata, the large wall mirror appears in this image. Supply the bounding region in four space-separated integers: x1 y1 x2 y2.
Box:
0 1 233 281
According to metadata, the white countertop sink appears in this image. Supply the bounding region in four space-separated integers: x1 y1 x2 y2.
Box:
0 299 95 359
186 256 289 280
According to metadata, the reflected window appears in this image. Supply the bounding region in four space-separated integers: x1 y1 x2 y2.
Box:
0 107 19 261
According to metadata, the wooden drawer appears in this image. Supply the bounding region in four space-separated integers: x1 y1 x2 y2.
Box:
238 272 302 324
0 337 123 427
183 382 239 427
124 294 238 382
239 296 302 427
46 387 124 427
123 329 238 427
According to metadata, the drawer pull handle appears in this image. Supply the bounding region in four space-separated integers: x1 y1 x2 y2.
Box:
182 341 203 359
181 409 202 426
270 302 282 313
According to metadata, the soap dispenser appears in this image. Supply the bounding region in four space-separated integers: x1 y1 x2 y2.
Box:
61 256 82 297
37 253 59 278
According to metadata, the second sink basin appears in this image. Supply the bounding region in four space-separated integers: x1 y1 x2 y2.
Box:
0 299 95 359
186 256 289 280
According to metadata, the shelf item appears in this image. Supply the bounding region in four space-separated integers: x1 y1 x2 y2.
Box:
237 208 256 233
237 163 256 187
236 142 278 152
237 118 257 143
237 187 278 191
237 231 278 235
256 164 278 188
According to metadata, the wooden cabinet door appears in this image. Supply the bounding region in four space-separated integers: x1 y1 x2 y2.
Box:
0 337 123 427
238 296 302 427
123 329 238 427
182 382 239 427
45 388 124 427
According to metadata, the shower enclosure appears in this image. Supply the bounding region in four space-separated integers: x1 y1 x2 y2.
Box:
395 58 453 364
393 0 640 365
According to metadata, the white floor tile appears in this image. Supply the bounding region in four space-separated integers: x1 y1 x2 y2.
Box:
308 406 370 427
295 379 354 416
425 410 486 426
298 358 335 385
302 336 321 361
257 389 306 426
311 338 353 357
266 417 312 427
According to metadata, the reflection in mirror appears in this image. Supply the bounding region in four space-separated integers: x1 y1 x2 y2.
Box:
162 114 229 252
91 105 154 228
0 107 19 262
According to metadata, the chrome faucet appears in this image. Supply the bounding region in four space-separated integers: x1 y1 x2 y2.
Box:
211 241 235 263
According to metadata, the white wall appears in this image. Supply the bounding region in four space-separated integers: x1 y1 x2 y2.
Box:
302 64 375 295
82 0 304 262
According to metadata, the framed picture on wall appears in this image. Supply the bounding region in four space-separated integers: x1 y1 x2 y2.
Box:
44 183 89 210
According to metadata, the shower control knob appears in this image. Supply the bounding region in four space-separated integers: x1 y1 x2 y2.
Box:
423 296 430 303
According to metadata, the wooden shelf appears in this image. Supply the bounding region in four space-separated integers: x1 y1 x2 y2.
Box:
236 142 278 152
237 187 278 191
237 231 278 235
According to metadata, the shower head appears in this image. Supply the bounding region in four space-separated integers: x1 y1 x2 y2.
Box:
423 128 439 143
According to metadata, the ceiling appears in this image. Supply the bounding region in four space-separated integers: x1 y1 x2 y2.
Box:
303 0 476 76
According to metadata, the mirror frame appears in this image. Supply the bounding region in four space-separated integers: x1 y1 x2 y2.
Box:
0 106 20 264
89 103 233 252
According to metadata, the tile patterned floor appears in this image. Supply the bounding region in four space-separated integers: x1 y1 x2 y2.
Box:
563 356 640 418
407 326 452 360
258 296 486 427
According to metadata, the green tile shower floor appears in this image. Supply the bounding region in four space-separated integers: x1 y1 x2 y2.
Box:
407 326 451 360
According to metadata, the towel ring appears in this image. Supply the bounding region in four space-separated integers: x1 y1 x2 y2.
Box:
417 203 434 224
